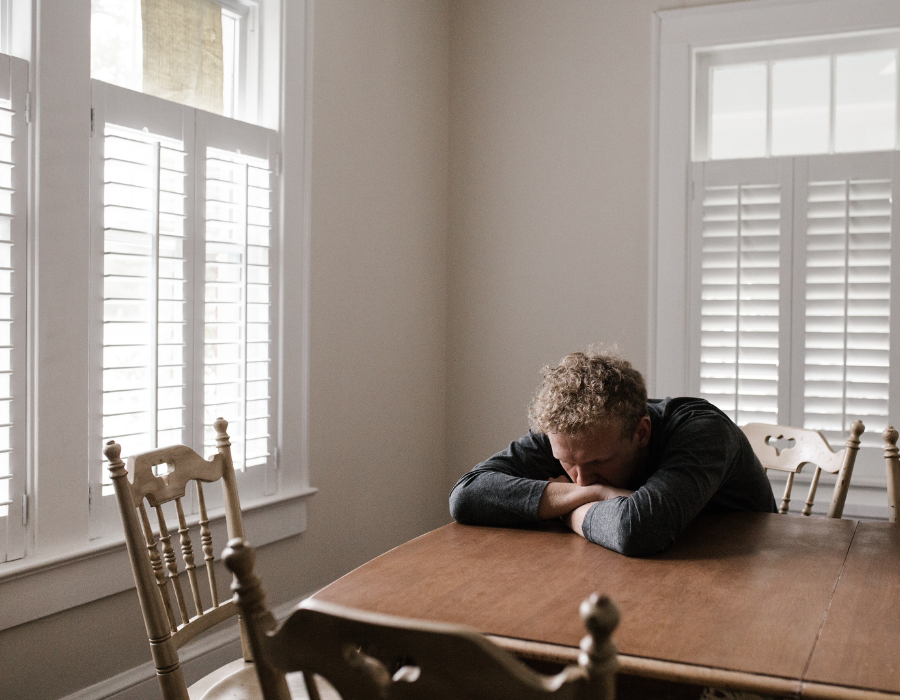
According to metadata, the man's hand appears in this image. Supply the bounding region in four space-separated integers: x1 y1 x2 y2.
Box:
537 476 633 521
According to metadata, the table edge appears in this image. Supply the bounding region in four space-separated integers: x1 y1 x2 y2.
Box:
486 635 798 697
486 636 900 700
801 683 900 700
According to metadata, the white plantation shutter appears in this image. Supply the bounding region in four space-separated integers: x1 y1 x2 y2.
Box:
204 149 272 469
689 154 900 515
803 179 891 435
792 153 900 492
0 54 27 563
690 160 792 425
195 112 278 498
100 125 188 477
90 81 196 537
90 84 279 536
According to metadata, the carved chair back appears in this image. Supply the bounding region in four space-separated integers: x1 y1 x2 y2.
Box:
104 417 248 700
223 538 620 700
742 421 864 518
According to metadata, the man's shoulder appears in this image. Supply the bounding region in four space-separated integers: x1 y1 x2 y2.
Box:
649 397 741 446
650 396 734 425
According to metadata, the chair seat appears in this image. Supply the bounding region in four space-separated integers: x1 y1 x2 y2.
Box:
191 658 341 700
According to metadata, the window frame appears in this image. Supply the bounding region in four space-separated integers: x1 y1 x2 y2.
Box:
651 0 900 519
0 0 315 632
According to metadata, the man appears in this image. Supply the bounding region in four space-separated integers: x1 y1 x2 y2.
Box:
449 347 776 556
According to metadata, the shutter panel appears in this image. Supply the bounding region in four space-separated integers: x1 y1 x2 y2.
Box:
100 124 188 486
690 160 792 425
792 153 900 506
803 177 891 437
0 54 27 562
196 112 278 498
89 81 195 537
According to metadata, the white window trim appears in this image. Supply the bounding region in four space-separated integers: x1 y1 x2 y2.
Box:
650 0 900 518
0 0 315 628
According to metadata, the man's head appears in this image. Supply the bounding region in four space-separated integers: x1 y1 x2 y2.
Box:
528 347 651 488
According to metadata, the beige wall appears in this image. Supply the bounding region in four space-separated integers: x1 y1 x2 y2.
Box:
446 0 747 486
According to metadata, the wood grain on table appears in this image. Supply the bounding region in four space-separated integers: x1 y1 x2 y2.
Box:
804 521 900 695
313 513 857 682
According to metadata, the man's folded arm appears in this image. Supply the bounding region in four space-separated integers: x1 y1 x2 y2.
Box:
580 418 742 556
449 431 559 527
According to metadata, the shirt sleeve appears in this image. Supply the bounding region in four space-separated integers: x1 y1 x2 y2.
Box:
449 431 562 527
582 415 742 556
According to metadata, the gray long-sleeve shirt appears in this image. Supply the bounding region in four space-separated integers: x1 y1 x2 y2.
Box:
449 397 777 556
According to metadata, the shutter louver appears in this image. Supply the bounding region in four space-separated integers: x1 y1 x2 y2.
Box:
101 124 187 494
204 147 271 470
804 178 891 444
700 183 781 424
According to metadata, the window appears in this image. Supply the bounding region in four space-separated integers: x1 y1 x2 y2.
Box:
654 0 900 518
0 0 309 633
695 33 899 161
90 0 258 121
89 82 279 538
0 52 26 563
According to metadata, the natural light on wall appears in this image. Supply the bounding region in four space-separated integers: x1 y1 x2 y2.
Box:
706 50 897 160
91 0 240 118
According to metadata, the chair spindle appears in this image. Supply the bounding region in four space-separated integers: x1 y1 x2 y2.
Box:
885 426 900 524
196 481 219 607
780 472 794 514
802 466 822 517
175 497 204 618
138 501 177 632
156 504 190 626
827 420 865 519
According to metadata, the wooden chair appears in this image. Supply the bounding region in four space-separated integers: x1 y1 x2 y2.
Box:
742 421 864 518
222 537 621 700
105 417 262 700
884 426 900 523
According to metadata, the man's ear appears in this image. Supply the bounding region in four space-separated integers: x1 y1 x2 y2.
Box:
633 415 652 446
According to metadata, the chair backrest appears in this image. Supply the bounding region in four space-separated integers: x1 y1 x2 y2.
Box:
884 426 900 523
222 538 621 700
742 421 864 518
104 417 247 700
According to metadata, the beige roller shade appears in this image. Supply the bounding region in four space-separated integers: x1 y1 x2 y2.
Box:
142 0 224 115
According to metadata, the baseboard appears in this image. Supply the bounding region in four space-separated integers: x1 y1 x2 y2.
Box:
60 596 309 700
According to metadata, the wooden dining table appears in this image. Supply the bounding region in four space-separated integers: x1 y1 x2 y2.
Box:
311 512 900 700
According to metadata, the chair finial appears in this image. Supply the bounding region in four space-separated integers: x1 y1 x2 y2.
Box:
850 420 865 441
104 440 126 478
578 593 619 678
214 417 231 449
884 426 899 449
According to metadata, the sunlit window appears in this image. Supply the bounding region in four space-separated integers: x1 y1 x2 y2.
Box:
91 0 244 117
697 36 900 161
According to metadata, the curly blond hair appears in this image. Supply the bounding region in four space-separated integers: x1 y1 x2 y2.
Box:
528 346 648 437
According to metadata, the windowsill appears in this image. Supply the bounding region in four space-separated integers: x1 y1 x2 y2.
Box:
0 487 317 632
